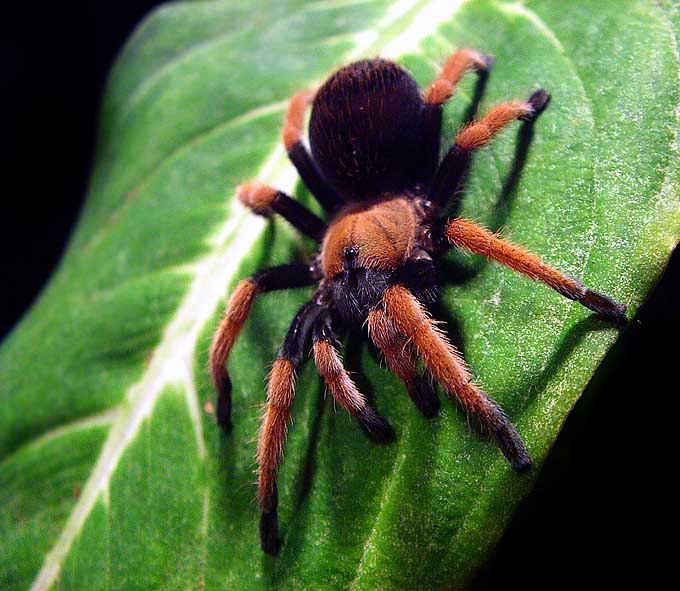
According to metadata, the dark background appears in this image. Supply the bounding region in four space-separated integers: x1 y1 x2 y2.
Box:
2 3 674 588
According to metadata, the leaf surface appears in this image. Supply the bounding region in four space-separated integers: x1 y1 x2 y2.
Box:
1 1 678 589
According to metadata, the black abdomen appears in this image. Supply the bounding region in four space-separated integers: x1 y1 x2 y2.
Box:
309 59 426 200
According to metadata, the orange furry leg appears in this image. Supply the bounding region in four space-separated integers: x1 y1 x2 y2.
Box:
367 308 439 418
444 218 627 322
312 317 394 442
425 48 494 106
455 99 538 149
255 299 325 554
282 89 314 151
209 279 258 430
257 358 296 555
383 285 531 470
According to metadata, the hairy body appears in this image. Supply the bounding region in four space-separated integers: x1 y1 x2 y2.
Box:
209 55 626 554
321 196 420 277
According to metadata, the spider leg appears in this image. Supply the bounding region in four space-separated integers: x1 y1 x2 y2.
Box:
428 89 550 210
312 311 394 443
420 49 494 181
436 217 627 323
257 299 326 555
382 284 531 471
209 264 316 432
237 181 326 242
425 48 495 107
367 307 440 418
282 90 342 215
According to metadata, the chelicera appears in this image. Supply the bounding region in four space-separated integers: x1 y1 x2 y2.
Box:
209 51 626 554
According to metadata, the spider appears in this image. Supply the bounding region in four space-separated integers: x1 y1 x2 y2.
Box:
209 50 627 555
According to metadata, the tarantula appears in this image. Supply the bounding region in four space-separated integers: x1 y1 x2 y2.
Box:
209 50 626 554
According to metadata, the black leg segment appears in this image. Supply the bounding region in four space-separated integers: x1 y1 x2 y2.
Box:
270 189 327 242
287 141 343 216
238 181 326 242
406 376 441 419
418 103 444 183
260 482 280 555
253 263 318 292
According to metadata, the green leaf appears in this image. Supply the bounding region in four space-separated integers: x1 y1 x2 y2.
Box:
1 0 678 589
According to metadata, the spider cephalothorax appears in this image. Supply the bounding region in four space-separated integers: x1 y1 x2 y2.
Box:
210 53 626 554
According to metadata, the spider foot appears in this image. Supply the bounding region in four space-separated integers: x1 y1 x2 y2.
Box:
408 377 441 419
479 53 496 71
216 383 232 433
361 413 396 444
582 289 628 325
260 509 281 555
521 88 551 122
494 423 532 472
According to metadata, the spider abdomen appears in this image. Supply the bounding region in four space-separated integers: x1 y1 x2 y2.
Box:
309 59 427 200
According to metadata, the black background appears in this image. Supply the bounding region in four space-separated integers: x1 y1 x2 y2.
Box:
2 3 674 588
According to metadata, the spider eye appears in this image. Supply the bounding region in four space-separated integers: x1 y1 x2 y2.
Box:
342 246 359 270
